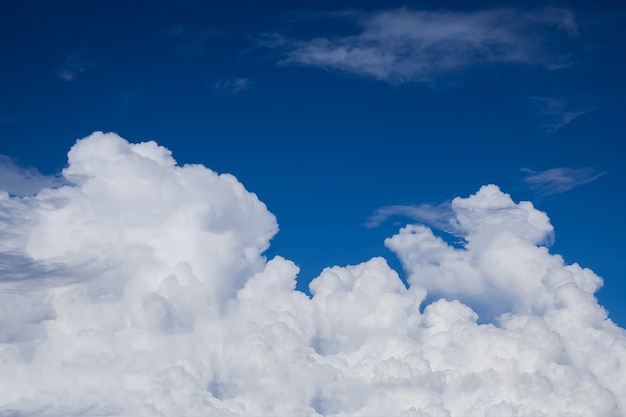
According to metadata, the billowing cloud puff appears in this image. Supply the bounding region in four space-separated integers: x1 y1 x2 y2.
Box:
1 133 625 416
386 185 562 317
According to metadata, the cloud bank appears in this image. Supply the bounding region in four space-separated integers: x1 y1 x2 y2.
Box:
273 7 578 84
1 133 625 416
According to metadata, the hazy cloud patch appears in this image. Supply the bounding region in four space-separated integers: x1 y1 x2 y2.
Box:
366 202 461 236
270 7 579 84
530 96 597 133
523 166 606 195
57 48 105 82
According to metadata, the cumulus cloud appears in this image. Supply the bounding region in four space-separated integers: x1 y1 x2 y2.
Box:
386 185 558 318
523 166 606 196
271 7 578 84
1 133 625 416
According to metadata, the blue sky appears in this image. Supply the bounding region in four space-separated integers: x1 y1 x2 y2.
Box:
3 2 626 415
1 0 625 328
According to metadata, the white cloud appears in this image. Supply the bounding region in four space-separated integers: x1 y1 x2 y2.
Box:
1 134 625 416
386 185 557 318
523 166 606 195
272 7 578 84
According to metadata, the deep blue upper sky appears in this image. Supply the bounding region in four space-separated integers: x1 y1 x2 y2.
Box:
1 0 625 324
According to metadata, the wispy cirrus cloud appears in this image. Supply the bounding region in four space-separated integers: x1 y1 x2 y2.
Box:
211 77 252 95
57 48 105 82
530 96 597 133
269 7 579 84
367 201 462 235
522 167 606 196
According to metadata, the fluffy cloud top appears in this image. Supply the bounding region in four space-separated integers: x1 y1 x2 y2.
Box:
1 133 624 416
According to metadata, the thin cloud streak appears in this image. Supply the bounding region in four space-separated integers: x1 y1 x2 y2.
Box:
271 7 579 84
530 96 597 133
367 202 462 236
211 78 252 95
523 167 606 196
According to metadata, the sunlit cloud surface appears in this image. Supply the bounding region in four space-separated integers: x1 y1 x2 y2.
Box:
0 133 624 417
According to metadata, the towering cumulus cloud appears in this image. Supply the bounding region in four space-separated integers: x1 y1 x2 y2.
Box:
1 132 624 416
